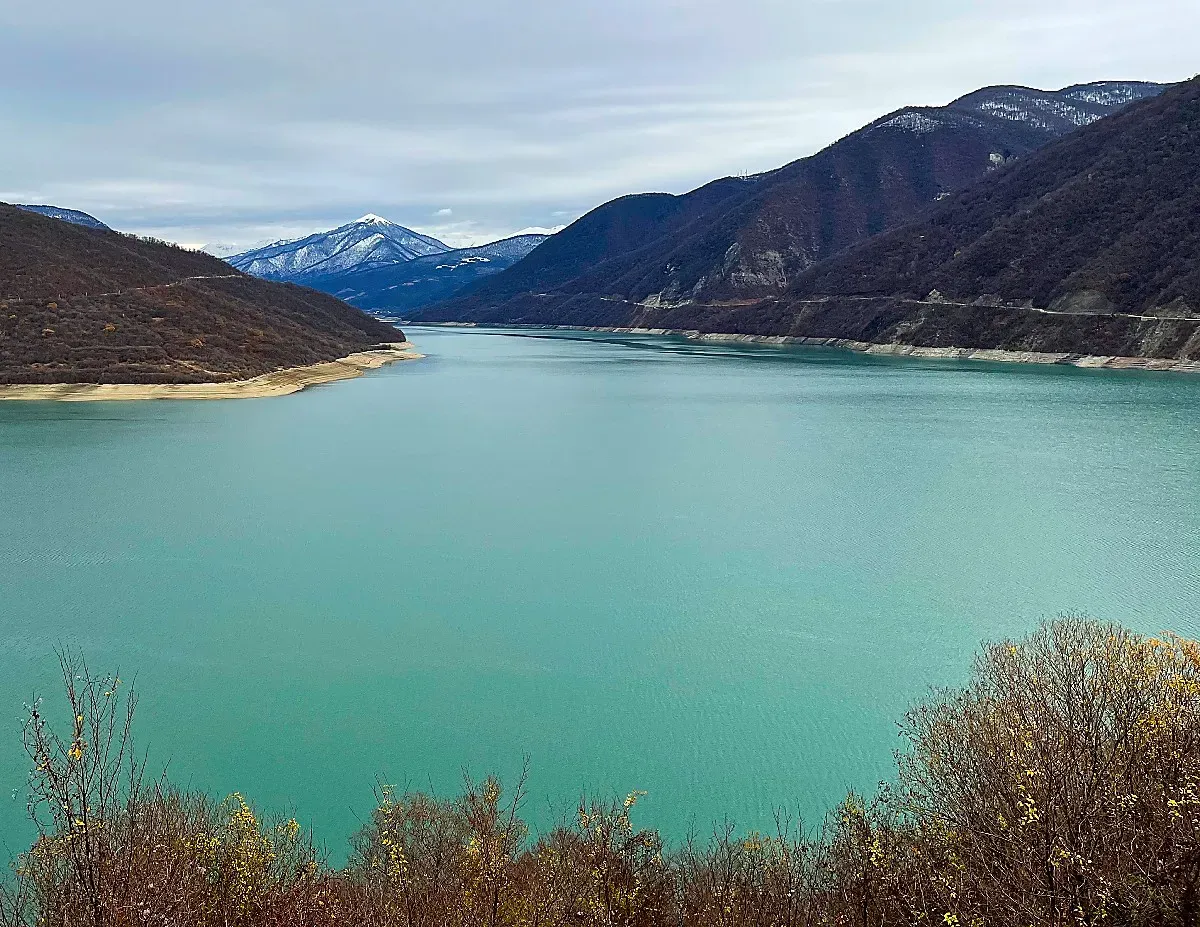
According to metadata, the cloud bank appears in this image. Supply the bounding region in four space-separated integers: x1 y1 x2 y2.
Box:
1 0 1195 249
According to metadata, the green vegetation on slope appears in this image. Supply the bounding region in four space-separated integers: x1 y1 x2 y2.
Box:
4 615 1200 926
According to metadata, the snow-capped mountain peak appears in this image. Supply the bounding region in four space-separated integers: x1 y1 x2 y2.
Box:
226 215 451 282
321 233 551 315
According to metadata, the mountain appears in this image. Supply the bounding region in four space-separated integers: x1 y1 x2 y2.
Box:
227 215 451 282
303 234 549 315
16 204 111 231
228 217 548 315
203 241 253 258
535 77 1200 365
419 81 1168 325
0 203 403 384
752 76 1200 360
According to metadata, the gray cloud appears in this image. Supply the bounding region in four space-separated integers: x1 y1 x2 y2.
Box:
1 0 1196 249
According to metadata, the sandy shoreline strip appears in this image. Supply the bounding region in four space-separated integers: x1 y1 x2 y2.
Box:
423 323 1200 374
0 342 423 402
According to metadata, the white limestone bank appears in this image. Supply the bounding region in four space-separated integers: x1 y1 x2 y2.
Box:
432 324 1200 374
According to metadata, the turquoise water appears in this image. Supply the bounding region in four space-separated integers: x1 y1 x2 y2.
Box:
1 327 1198 858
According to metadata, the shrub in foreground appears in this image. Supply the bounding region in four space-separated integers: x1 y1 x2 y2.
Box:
827 619 1200 925
3 616 1199 926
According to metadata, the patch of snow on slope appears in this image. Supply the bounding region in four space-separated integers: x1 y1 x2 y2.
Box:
17 204 111 231
975 97 1097 129
879 112 946 134
976 100 1047 128
436 256 492 271
1061 83 1167 106
1026 97 1098 126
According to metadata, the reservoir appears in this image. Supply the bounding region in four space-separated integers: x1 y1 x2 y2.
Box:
1 327 1197 857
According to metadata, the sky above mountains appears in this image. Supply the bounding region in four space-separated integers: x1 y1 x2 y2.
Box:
1 0 1196 251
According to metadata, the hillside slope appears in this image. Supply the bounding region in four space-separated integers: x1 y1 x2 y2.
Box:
437 180 752 307
790 81 1200 314
632 77 1200 363
422 81 1166 325
0 204 403 384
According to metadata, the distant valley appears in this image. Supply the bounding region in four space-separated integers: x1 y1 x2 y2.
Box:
300 233 551 316
8 76 1199 385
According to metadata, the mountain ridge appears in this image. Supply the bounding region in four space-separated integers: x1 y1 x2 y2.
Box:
227 215 451 282
226 216 548 313
16 204 111 231
420 80 1168 324
470 77 1200 366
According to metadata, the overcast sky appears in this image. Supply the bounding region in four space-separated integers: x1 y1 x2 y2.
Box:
1 0 1196 251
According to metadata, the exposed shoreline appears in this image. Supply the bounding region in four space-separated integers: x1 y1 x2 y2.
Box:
0 342 423 402
420 323 1200 374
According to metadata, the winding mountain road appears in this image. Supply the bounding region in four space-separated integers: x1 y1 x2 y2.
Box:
3 273 243 304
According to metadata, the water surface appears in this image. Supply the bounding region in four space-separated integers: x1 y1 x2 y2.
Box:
1 327 1197 856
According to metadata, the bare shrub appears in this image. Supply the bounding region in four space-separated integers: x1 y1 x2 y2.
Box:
864 617 1200 925
519 792 674 927
5 653 320 927
346 771 528 927
674 816 820 927
7 617 1200 927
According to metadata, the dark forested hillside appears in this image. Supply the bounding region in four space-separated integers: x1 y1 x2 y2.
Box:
420 78 1200 365
715 75 1200 362
645 77 1200 362
420 81 1165 326
0 204 402 384
789 78 1200 315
